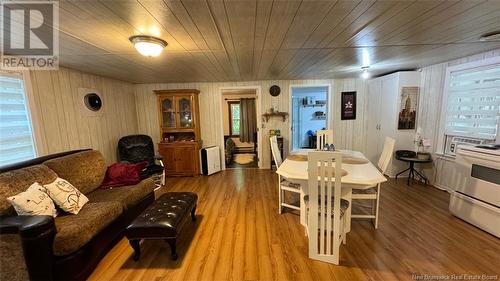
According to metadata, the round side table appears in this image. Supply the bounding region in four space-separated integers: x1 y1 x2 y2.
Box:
395 156 432 186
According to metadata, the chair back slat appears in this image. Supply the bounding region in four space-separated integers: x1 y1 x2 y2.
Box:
308 151 342 264
270 136 282 167
316 130 333 150
378 137 396 173
319 159 326 255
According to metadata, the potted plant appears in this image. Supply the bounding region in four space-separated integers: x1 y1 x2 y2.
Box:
416 136 431 160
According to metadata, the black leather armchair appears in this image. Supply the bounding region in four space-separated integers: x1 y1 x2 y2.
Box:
118 135 165 188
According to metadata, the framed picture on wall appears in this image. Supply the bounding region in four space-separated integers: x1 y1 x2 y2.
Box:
341 91 356 120
398 86 419 130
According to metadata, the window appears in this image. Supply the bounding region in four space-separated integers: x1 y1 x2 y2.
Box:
229 101 240 136
0 73 37 166
444 63 500 140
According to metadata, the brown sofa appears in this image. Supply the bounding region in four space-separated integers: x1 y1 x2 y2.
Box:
0 150 155 281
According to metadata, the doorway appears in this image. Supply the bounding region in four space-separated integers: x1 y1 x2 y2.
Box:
220 87 261 170
290 85 330 151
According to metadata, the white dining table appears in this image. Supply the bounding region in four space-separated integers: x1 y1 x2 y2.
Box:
276 149 387 232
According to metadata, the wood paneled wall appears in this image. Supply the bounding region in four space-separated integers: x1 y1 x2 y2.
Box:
417 49 500 187
134 79 367 168
28 67 138 163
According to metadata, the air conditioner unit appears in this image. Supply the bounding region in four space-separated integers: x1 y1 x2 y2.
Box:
199 146 221 175
444 136 489 156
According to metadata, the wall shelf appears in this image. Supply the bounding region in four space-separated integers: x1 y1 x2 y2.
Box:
262 111 288 122
302 103 326 108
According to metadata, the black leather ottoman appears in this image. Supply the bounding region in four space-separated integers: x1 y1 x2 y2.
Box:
125 192 198 260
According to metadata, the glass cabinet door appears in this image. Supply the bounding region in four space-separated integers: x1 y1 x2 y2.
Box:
161 97 176 129
178 96 193 128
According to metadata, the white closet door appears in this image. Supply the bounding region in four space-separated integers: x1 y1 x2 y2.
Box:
366 79 382 163
379 76 398 155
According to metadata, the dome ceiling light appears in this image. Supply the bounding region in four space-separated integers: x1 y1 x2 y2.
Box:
361 66 370 79
129 35 168 57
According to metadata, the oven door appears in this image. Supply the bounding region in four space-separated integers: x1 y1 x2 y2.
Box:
455 149 500 207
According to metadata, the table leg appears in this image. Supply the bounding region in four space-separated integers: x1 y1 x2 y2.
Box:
395 166 410 180
297 179 308 227
341 187 352 233
407 168 411 186
300 189 306 226
165 238 178 260
413 168 429 185
407 162 416 186
129 239 141 261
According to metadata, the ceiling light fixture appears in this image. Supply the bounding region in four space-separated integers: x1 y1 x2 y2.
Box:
480 31 500 42
361 66 370 79
129 35 168 57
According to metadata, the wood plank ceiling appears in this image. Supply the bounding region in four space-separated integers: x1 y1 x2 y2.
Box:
4 0 500 83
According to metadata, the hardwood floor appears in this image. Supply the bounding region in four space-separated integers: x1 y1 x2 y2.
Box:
88 169 500 281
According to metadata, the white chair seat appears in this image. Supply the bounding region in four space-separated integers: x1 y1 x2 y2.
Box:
281 180 301 189
304 195 350 217
352 187 377 194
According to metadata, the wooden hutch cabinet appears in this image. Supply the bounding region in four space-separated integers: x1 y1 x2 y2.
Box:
155 89 201 177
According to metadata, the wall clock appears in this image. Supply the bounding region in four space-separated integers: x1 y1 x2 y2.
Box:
270 85 280 97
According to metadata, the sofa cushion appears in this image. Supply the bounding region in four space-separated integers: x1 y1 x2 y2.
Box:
0 165 57 216
87 178 155 210
43 150 106 195
53 201 122 256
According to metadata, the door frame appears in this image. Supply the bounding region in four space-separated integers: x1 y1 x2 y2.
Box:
288 84 332 153
218 85 262 170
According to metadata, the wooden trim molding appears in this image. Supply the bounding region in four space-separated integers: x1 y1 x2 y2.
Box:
154 89 200 95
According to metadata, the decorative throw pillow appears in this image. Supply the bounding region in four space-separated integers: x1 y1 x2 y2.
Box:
7 182 57 217
100 161 148 189
44 178 89 214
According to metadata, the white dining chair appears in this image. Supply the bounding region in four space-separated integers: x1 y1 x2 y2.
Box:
305 151 348 265
351 137 395 228
316 129 333 150
270 135 301 214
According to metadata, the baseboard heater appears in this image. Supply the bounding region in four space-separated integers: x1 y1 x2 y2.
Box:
199 146 221 175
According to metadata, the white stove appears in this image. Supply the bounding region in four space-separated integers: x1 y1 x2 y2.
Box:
450 145 500 237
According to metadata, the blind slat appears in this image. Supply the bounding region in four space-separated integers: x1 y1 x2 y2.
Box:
0 74 36 166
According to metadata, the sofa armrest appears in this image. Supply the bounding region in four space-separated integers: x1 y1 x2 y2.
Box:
0 215 56 281
1 215 54 236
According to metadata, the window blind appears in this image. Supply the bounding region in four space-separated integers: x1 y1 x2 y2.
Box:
0 73 36 166
445 63 500 140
